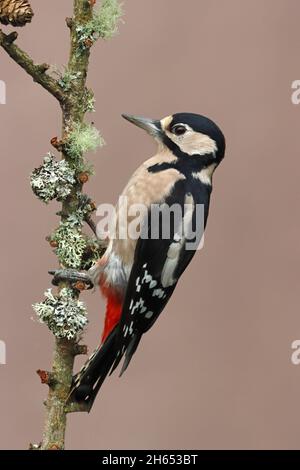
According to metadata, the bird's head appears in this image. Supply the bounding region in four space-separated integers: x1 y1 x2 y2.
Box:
122 112 225 165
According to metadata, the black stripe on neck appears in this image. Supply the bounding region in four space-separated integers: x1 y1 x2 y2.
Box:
148 153 214 178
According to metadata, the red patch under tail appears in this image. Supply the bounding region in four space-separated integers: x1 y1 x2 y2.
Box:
100 283 123 344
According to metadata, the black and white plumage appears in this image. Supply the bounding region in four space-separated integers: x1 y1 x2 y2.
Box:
70 112 226 410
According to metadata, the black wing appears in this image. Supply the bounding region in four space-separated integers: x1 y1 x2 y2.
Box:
110 179 211 375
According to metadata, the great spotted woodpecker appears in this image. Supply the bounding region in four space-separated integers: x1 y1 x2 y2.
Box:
53 112 225 411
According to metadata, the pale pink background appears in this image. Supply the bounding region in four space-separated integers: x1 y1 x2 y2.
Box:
0 0 299 449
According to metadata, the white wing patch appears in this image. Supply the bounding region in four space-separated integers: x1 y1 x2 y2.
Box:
161 193 195 288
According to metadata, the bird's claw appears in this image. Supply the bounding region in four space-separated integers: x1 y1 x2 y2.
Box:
49 269 94 290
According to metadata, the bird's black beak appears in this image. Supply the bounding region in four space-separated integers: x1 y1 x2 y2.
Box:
122 114 162 139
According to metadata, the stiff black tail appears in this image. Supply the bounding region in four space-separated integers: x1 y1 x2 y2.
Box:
69 327 118 411
69 327 141 411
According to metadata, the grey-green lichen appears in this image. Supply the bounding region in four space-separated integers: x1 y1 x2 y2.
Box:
81 238 105 270
57 70 95 112
51 195 97 268
33 288 88 339
52 222 87 269
76 0 123 49
93 0 123 39
58 68 82 92
30 153 75 203
65 122 104 160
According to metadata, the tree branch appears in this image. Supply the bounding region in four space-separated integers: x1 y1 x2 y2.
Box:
2 0 123 450
0 28 65 102
40 0 95 450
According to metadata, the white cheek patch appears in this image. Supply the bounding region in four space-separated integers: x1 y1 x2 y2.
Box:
165 128 217 157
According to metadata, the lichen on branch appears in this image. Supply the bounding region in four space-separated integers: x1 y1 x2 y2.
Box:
33 288 88 340
66 122 104 160
30 153 75 203
49 194 102 269
76 0 123 48
57 68 82 92
52 222 87 269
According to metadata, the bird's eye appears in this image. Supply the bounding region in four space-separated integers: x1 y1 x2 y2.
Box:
172 125 186 136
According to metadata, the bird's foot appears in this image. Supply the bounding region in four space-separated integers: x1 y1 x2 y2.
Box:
49 269 94 290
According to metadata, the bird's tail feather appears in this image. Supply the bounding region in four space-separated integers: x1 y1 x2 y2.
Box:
110 332 142 377
69 319 143 411
69 326 118 411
